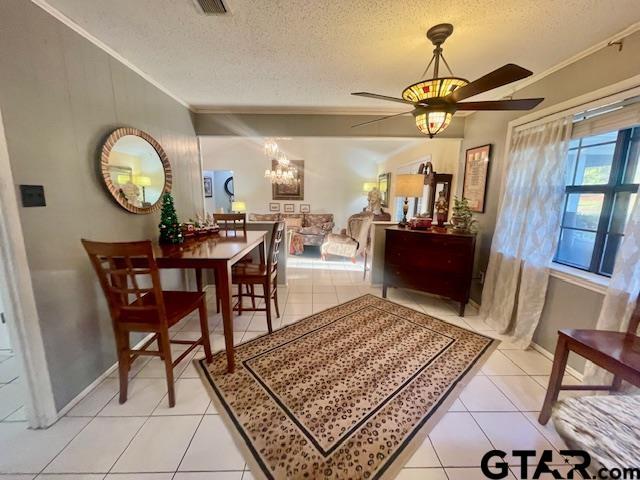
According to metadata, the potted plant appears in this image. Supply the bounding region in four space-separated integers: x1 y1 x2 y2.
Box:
450 196 477 233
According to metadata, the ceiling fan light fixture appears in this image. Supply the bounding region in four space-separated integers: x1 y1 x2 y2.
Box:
415 110 453 138
402 77 468 103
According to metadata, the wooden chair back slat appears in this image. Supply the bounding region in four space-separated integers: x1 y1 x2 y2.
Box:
81 239 168 326
213 213 246 233
267 221 286 274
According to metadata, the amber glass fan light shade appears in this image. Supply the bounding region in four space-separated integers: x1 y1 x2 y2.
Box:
401 77 468 103
415 111 453 137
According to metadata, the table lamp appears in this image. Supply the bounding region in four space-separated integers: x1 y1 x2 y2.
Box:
394 174 424 228
231 201 246 213
133 175 152 204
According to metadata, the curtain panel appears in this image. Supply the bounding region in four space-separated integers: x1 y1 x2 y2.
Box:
584 192 640 387
480 117 572 348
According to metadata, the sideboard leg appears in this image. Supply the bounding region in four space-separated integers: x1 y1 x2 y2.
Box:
458 302 466 317
382 284 388 298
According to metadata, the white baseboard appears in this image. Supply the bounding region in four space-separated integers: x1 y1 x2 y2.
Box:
55 333 156 419
531 342 584 381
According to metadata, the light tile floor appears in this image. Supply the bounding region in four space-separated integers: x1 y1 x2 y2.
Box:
0 254 584 479
0 350 25 423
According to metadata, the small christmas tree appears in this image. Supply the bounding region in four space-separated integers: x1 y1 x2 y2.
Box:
158 192 183 244
451 196 477 233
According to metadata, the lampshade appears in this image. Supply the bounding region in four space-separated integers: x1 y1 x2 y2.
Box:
402 77 468 103
362 181 377 193
231 201 246 213
116 174 131 185
394 174 424 198
133 175 151 187
415 111 453 138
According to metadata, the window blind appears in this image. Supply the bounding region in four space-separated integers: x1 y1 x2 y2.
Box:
572 98 640 139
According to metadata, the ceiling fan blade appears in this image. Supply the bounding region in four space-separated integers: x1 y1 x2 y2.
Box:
351 110 415 128
448 64 533 102
456 98 544 111
351 92 416 106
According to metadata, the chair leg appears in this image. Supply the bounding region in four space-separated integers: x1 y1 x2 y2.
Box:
273 282 280 319
116 330 130 404
265 279 273 334
199 300 213 364
214 270 221 314
539 336 570 425
611 375 623 392
249 284 256 309
159 330 175 408
238 282 243 314
363 250 368 280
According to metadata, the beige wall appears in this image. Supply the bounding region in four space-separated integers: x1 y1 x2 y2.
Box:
0 0 201 411
461 29 640 367
378 139 463 220
200 137 420 231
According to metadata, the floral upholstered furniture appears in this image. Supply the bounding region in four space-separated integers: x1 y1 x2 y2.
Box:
248 213 334 254
321 211 374 278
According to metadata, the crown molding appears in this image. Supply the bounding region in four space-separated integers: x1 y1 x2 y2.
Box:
191 106 411 115
31 0 191 110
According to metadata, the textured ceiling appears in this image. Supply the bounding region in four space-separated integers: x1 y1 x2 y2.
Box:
42 0 640 111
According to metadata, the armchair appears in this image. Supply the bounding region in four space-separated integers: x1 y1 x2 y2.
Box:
321 211 374 279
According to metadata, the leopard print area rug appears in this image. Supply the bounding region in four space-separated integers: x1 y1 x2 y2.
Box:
197 294 497 479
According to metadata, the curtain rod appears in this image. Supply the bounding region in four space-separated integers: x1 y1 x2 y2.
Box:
514 83 640 131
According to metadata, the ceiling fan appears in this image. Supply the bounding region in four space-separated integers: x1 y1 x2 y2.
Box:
351 23 544 137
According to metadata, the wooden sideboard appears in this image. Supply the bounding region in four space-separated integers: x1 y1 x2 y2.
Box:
382 226 476 316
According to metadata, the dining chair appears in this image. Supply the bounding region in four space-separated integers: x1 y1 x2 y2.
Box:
82 239 213 408
207 213 251 312
232 221 285 333
213 213 246 233
538 297 640 424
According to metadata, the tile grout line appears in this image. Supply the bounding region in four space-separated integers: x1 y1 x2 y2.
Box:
172 413 207 478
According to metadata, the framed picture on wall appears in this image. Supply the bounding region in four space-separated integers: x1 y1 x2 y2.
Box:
203 176 213 198
378 172 391 207
299 204 310 213
269 203 280 212
283 203 295 213
463 144 491 213
272 159 304 200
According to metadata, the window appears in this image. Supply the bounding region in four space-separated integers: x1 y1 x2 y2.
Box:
555 127 640 276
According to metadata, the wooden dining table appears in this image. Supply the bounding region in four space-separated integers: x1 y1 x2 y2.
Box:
151 230 268 373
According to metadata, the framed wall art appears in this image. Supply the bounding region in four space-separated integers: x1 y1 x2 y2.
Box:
203 176 213 198
299 204 310 213
269 203 280 212
272 159 304 200
283 203 295 213
462 144 491 213
378 172 391 207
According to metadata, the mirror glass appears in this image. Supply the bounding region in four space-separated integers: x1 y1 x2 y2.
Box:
102 129 170 213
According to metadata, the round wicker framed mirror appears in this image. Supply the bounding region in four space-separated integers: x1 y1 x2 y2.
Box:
100 127 172 214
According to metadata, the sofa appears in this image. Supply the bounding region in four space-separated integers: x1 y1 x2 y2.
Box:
248 213 334 253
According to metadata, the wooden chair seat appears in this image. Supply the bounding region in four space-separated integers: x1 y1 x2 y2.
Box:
232 263 271 280
539 302 640 425
561 329 640 372
121 291 206 328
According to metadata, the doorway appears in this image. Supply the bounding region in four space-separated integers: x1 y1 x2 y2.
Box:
202 169 234 214
0 260 25 422
0 107 57 428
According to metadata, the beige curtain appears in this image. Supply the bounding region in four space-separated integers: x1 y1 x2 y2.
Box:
584 194 640 387
480 117 572 348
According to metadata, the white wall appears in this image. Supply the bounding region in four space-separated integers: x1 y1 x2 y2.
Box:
377 139 463 219
200 137 422 230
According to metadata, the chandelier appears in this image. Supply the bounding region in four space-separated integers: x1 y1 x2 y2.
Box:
264 139 299 186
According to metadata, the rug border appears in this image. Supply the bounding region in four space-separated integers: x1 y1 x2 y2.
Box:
195 294 500 480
